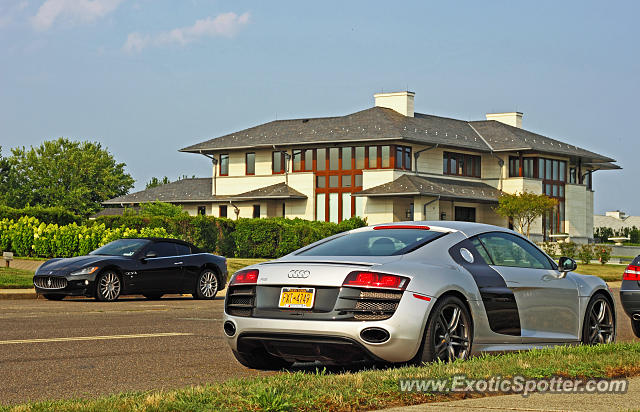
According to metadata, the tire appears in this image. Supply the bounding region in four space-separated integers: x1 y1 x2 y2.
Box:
581 294 615 344
95 270 122 302
43 294 65 301
193 269 219 300
632 319 640 339
414 295 472 364
232 349 293 370
143 294 163 300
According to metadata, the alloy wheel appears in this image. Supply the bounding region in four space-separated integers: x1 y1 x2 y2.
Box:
199 271 218 298
432 303 471 362
98 272 121 301
586 297 614 344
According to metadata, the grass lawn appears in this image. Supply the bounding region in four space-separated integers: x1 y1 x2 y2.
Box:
0 267 34 289
574 263 626 282
3 342 640 411
227 258 268 278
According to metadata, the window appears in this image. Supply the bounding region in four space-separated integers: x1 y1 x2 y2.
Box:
175 243 191 256
569 167 577 184
329 148 339 170
304 149 313 171
470 238 493 265
252 205 261 218
443 152 481 177
282 203 286 217
292 150 302 171
90 239 150 257
395 146 412 170
368 146 378 168
272 151 285 174
147 242 179 258
298 228 445 256
220 154 229 176
316 175 326 188
197 206 206 216
316 148 326 171
381 146 391 168
245 152 255 175
355 147 365 169
477 232 553 270
508 157 535 178
329 193 339 223
342 147 352 170
219 205 227 218
316 193 326 220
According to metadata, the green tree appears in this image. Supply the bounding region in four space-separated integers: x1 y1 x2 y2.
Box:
0 138 134 217
138 201 188 217
495 191 557 238
146 176 170 189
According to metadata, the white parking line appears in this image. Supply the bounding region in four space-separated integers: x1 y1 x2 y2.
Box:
0 332 193 345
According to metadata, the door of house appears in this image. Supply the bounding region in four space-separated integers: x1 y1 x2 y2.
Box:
455 206 476 222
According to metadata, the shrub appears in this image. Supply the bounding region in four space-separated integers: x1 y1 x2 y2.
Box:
0 205 82 226
558 241 578 259
578 244 595 265
540 242 558 257
595 245 612 265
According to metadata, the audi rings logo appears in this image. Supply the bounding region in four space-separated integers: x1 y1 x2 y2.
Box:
288 269 310 279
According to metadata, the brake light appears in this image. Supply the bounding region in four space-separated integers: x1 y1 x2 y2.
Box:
343 271 409 290
623 265 640 281
230 269 259 285
373 225 430 230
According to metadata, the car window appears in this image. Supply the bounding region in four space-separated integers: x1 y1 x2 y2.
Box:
175 243 191 256
90 239 149 257
147 242 178 258
297 229 445 256
470 237 493 265
477 232 552 270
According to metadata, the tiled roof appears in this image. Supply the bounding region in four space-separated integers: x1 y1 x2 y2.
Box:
353 174 502 203
104 178 215 204
180 106 616 165
103 179 305 205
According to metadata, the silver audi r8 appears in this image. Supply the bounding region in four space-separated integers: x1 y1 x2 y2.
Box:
223 222 615 369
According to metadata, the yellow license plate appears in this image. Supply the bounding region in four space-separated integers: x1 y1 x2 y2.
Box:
278 287 315 309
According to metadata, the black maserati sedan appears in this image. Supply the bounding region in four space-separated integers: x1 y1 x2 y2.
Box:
33 238 227 302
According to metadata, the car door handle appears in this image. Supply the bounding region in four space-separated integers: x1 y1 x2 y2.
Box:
174 262 183 265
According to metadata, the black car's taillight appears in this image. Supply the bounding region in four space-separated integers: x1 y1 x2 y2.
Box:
623 265 640 281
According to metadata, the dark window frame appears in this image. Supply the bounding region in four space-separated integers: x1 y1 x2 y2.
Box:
245 152 255 175
219 153 229 176
443 151 481 178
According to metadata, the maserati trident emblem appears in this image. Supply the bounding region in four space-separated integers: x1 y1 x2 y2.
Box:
287 269 310 279
47 278 52 287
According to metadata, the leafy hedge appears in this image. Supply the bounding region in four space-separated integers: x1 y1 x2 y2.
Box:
0 205 82 226
0 215 367 259
0 216 168 258
594 226 640 244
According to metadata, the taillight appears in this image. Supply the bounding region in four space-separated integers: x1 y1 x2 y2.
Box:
230 269 259 285
342 271 409 290
623 265 640 281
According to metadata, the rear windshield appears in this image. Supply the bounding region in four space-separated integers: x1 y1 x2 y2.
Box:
297 229 445 256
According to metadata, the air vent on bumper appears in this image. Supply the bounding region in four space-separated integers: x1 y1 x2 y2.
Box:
225 285 256 317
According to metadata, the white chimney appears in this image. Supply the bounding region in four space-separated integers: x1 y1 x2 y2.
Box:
486 112 523 128
374 91 415 117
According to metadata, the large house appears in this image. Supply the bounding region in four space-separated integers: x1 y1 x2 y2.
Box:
105 91 619 243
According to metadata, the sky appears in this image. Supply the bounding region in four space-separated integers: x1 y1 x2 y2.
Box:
0 0 638 215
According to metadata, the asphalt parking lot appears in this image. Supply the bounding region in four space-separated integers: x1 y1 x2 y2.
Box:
0 287 635 406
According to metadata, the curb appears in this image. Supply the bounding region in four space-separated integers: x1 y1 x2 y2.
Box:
0 289 228 300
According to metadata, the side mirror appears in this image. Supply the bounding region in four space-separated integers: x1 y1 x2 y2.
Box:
558 256 577 275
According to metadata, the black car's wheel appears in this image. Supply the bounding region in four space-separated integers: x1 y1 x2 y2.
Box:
232 349 292 370
632 319 640 339
42 294 65 301
143 294 163 300
95 271 121 302
416 295 472 364
193 269 219 300
582 294 615 344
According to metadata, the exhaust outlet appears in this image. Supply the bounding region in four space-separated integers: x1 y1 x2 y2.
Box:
360 327 390 344
633 314 640 321
223 321 237 337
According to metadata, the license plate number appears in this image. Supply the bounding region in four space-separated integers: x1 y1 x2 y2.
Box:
278 287 315 309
